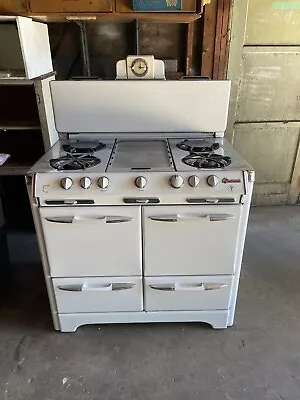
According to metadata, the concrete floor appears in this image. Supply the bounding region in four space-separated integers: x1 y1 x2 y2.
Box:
0 206 300 400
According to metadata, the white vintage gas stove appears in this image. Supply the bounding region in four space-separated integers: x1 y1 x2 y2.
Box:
27 70 254 332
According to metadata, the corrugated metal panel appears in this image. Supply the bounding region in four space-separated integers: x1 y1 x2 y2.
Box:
245 0 300 45
236 47 300 122
233 122 300 184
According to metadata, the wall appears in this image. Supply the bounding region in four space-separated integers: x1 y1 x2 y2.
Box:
227 0 300 205
48 21 202 80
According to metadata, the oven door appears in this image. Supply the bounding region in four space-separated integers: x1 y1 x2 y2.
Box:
143 205 242 276
40 206 142 277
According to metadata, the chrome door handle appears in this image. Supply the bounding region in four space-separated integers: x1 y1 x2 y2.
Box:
149 283 228 292
149 214 235 222
207 214 235 221
105 216 133 224
149 215 178 222
58 283 136 292
45 217 74 224
46 216 133 224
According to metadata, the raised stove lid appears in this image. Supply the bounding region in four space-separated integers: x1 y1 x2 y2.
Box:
50 80 231 136
107 140 174 172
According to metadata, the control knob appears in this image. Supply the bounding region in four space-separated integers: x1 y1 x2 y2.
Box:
80 177 92 189
207 175 219 187
135 176 147 189
61 177 73 190
170 174 184 189
98 176 110 189
188 175 200 188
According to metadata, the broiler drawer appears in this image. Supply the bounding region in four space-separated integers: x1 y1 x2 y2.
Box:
144 276 233 311
53 277 143 314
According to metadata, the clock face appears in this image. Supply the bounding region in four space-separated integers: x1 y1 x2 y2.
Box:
130 58 149 77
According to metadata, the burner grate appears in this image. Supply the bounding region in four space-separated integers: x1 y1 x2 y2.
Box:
62 141 106 154
182 154 231 169
177 140 220 154
50 154 101 170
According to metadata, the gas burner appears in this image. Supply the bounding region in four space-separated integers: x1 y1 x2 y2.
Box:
62 141 106 154
182 154 231 169
177 140 220 154
50 154 101 170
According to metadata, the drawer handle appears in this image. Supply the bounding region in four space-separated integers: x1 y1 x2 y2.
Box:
45 216 133 224
149 283 228 292
149 214 235 222
58 283 136 292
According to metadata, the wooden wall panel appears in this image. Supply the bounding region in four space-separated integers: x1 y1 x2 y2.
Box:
29 0 112 13
0 0 27 13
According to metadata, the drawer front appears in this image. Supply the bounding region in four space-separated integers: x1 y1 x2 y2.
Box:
144 276 233 311
53 277 143 313
30 0 112 13
40 206 142 277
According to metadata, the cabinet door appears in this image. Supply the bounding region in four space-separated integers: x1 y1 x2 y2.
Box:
143 205 242 276
0 0 27 13
29 0 112 13
40 206 142 277
116 0 197 12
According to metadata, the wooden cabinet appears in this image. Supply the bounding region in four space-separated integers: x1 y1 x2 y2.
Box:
116 0 197 12
29 0 112 13
0 0 27 13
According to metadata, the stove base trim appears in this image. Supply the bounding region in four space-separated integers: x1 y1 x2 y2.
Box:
58 310 231 332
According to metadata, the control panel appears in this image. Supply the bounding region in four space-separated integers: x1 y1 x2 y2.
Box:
56 173 243 192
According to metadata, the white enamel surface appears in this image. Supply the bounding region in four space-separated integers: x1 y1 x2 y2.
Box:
50 80 231 134
143 205 242 275
58 310 230 332
53 276 143 313
17 17 53 79
40 206 142 277
144 275 233 311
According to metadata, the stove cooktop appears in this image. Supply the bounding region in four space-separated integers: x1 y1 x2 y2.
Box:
31 137 251 174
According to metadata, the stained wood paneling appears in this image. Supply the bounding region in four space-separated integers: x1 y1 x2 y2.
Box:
201 0 217 77
0 0 27 13
29 0 112 13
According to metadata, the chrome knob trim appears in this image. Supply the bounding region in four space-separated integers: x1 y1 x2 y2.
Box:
61 177 73 190
188 175 200 188
207 175 219 187
80 177 92 189
98 176 110 189
135 176 147 189
170 174 184 189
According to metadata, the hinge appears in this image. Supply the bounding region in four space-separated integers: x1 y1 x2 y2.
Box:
247 171 255 182
214 132 224 138
25 174 33 186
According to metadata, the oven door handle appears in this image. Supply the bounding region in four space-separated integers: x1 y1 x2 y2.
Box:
149 214 235 222
149 283 228 292
45 216 133 224
58 283 136 292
